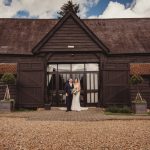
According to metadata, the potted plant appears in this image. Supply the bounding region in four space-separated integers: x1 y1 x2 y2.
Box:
0 73 16 112
130 74 147 114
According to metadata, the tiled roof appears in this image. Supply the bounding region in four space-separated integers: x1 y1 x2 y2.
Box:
0 63 17 74
0 17 149 55
130 63 150 75
84 18 150 54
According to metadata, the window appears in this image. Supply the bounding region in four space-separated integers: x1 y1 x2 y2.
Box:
72 64 84 71
85 64 99 71
58 64 71 72
47 64 57 72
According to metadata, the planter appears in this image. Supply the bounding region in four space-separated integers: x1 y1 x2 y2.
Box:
0 83 16 101
0 99 15 112
132 101 147 114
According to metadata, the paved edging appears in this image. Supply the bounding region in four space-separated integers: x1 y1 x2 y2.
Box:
0 108 150 121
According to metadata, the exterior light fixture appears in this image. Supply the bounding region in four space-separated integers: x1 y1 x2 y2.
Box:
68 45 75 48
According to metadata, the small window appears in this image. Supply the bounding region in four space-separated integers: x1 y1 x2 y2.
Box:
72 64 84 71
58 64 71 72
47 64 57 72
85 63 99 71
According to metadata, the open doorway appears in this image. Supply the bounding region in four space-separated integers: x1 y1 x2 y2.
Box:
47 63 99 107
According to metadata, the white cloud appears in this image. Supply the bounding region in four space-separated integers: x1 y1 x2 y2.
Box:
1 0 149 19
75 0 99 18
0 0 99 18
96 0 150 18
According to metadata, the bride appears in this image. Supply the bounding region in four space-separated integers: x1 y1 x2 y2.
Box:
71 78 88 111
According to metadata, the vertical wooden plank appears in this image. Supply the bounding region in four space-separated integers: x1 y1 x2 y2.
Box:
17 62 45 108
102 62 130 106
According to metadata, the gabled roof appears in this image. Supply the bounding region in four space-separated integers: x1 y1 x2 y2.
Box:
32 12 109 54
84 18 150 54
0 19 57 55
0 15 149 55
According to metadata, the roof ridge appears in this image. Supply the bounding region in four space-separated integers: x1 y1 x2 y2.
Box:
0 18 149 21
83 18 150 20
0 18 58 21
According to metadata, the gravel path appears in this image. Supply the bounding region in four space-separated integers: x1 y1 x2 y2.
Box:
0 111 150 150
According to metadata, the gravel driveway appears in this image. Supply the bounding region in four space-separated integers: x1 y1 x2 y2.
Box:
0 110 150 150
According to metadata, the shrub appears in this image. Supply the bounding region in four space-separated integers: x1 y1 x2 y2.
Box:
105 105 119 113
1 73 16 84
105 105 132 113
129 74 143 85
121 106 132 113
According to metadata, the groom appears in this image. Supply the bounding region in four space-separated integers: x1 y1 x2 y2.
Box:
64 78 74 112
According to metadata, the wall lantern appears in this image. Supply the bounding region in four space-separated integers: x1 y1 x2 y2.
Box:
68 45 75 48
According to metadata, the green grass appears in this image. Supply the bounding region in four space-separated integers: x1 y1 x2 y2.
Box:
105 111 133 116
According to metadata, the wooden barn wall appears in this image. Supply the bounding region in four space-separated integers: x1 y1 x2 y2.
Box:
105 55 150 63
0 56 46 108
47 52 100 63
104 55 150 107
0 55 44 63
40 16 101 52
1 54 150 108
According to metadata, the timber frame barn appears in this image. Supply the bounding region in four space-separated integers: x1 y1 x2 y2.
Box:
0 12 150 108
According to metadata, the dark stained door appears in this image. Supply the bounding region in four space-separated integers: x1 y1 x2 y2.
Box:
102 62 130 106
17 62 45 107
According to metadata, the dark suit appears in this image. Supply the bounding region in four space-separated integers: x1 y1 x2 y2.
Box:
64 81 74 111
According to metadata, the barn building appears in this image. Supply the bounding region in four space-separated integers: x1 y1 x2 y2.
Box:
0 12 150 108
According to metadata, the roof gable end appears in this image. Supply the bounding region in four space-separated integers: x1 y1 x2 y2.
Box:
32 12 110 54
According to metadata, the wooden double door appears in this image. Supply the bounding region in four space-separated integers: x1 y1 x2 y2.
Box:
47 63 99 106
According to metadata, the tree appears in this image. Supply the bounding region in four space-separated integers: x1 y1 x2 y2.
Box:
57 0 80 18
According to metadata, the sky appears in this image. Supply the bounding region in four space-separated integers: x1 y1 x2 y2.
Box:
0 0 150 19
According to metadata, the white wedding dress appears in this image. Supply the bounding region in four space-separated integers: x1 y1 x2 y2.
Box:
71 83 88 111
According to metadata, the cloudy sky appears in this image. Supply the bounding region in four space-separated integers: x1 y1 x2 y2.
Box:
0 0 150 19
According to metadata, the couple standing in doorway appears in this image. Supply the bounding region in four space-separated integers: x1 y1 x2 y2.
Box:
64 78 88 112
